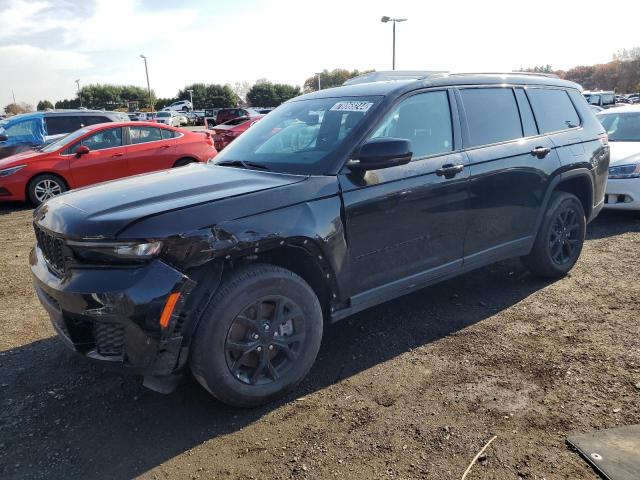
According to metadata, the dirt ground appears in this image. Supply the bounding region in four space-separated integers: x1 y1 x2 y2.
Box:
0 203 638 480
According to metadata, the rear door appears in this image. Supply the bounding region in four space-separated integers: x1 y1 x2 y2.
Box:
339 89 469 298
66 126 130 187
456 86 561 267
126 125 177 174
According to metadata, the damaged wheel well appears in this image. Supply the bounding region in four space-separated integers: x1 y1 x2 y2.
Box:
240 244 334 320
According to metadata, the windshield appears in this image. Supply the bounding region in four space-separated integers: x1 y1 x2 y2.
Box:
40 128 90 152
157 112 171 117
214 96 381 174
598 112 640 142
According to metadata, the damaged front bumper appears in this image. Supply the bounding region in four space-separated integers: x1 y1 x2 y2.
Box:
30 245 197 380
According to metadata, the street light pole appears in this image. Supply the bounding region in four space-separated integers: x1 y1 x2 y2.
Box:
187 89 194 109
381 16 407 70
140 54 152 110
75 79 82 107
315 72 322 91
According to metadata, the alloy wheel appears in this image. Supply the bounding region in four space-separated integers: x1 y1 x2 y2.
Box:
33 179 63 203
548 207 580 265
225 295 306 386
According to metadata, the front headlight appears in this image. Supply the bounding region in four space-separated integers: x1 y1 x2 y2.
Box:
608 164 640 179
0 165 26 177
67 240 163 263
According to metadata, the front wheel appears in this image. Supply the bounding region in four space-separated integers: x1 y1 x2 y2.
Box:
190 264 323 407
27 174 67 206
523 191 586 278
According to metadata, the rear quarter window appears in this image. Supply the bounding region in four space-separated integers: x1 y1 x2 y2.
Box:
526 88 580 133
459 88 523 147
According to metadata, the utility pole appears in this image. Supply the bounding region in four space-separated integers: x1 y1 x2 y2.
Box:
187 89 194 109
315 72 322 91
12 90 16 104
140 54 153 110
75 79 82 107
381 16 407 70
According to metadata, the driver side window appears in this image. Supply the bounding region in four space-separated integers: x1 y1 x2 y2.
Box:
370 91 453 159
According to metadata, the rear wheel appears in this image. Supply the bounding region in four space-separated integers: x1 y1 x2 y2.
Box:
173 158 196 168
523 191 586 278
190 264 323 407
27 174 67 206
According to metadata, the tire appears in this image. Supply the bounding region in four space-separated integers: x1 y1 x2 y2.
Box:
173 158 196 168
522 191 586 278
190 264 323 407
27 174 67 206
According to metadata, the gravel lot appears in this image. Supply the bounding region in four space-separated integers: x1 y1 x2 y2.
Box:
0 203 638 480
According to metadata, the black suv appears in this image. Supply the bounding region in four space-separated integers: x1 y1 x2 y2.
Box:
31 73 609 406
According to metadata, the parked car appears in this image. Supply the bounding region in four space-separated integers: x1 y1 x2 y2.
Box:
128 113 141 121
175 113 189 127
590 105 604 114
596 105 640 210
583 90 617 109
0 110 129 160
30 72 608 407
155 110 181 127
190 110 206 126
215 107 260 125
0 122 216 205
162 100 193 112
212 115 264 150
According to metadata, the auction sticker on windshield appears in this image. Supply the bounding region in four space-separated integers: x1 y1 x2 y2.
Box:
330 101 373 112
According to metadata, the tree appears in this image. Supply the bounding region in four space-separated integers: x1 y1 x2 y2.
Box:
303 68 373 92
4 102 33 115
54 98 80 109
78 84 156 110
37 100 54 111
233 81 253 104
247 82 301 107
177 83 238 108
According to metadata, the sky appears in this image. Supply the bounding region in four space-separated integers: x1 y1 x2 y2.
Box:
1 0 638 109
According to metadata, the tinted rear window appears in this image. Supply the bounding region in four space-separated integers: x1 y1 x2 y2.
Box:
460 88 523 147
45 116 83 135
526 88 580 133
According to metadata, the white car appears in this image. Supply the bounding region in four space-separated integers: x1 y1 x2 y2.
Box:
175 113 189 126
597 105 640 210
155 110 181 127
162 100 192 112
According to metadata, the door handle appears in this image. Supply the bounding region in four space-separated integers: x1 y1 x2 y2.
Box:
531 146 551 158
112 152 124 157
161 145 171 149
436 163 464 179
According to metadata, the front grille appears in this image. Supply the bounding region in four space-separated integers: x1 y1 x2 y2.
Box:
94 322 125 356
34 224 66 274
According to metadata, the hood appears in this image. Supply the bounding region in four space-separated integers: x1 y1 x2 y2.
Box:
35 163 306 238
0 148 45 168
608 141 640 166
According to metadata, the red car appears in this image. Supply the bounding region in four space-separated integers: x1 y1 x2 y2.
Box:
212 115 264 151
0 122 216 205
215 108 260 125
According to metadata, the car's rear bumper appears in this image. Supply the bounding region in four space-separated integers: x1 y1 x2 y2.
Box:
604 177 640 210
30 246 196 376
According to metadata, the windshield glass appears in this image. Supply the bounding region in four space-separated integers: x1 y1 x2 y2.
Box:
157 112 170 117
40 128 90 152
598 112 640 142
214 96 381 174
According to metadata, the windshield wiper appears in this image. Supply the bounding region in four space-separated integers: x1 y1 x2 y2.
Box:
215 160 270 171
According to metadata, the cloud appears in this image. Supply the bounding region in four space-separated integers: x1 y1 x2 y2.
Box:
0 45 91 107
0 0 50 38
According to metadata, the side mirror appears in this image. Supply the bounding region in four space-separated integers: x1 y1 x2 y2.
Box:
0 134 8 142
349 138 412 171
75 145 90 157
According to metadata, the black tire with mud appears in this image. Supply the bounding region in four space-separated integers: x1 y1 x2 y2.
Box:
523 191 586 278
190 264 323 407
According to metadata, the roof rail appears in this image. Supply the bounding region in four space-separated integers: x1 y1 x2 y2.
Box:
343 70 448 86
449 71 560 79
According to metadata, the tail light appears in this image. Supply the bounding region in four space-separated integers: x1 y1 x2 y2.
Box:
598 133 608 146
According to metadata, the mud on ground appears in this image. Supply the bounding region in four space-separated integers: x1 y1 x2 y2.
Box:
0 203 638 479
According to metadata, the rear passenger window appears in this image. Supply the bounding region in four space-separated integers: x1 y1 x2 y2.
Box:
45 116 83 135
526 89 580 133
129 126 162 144
370 91 453 158
460 88 523 147
83 116 110 126
160 129 174 140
